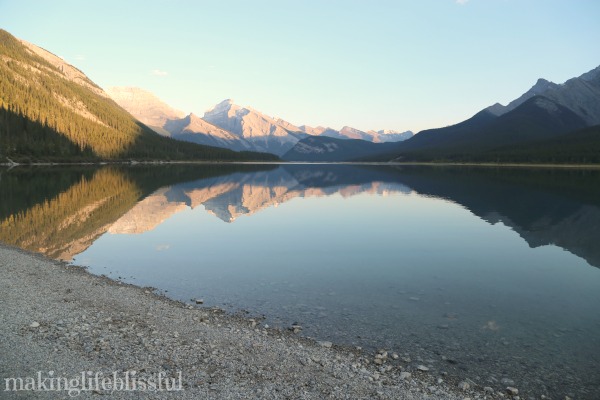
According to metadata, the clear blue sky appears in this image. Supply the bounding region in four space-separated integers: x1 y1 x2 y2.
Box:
1 0 599 133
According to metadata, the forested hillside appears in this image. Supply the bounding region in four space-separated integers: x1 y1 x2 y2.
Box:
0 30 277 162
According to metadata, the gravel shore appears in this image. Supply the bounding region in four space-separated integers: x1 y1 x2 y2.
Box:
0 244 499 399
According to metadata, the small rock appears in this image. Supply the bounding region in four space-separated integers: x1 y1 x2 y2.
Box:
457 381 470 391
374 358 383 365
417 365 429 372
195 299 204 304
506 387 519 396
318 341 333 348
399 372 411 380
30 322 40 328
391 352 399 360
484 386 494 393
501 378 515 386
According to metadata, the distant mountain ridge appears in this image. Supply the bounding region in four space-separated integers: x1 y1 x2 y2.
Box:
0 29 276 162
282 136 399 162
284 64 600 163
486 78 561 116
108 89 413 156
487 66 600 126
299 125 413 143
105 86 185 135
201 99 303 155
164 113 254 152
386 65 600 161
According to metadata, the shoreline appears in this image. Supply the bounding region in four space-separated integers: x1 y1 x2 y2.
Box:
0 243 502 399
1 159 600 169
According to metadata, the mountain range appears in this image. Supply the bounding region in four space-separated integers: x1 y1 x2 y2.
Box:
284 65 600 162
107 87 414 156
0 29 275 163
0 27 598 164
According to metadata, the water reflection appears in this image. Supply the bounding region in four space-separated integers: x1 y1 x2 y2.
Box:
104 165 600 270
1 164 599 399
5 164 597 267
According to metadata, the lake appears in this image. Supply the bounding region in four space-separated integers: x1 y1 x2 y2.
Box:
1 163 599 399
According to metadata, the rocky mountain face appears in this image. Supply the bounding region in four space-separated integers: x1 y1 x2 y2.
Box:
356 64 600 162
105 87 185 135
164 113 254 152
299 125 413 143
299 125 327 136
107 91 257 152
487 78 561 116
487 65 600 125
19 38 109 99
108 88 412 156
374 130 414 143
202 99 303 155
1 29 273 162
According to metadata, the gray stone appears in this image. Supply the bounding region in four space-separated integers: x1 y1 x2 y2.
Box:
29 321 40 328
506 387 519 396
457 381 470 391
399 372 411 380
416 365 429 372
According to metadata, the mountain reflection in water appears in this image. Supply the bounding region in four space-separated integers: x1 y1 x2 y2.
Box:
1 164 599 399
3 164 598 268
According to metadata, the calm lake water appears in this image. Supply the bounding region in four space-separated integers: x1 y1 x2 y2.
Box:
1 164 599 398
